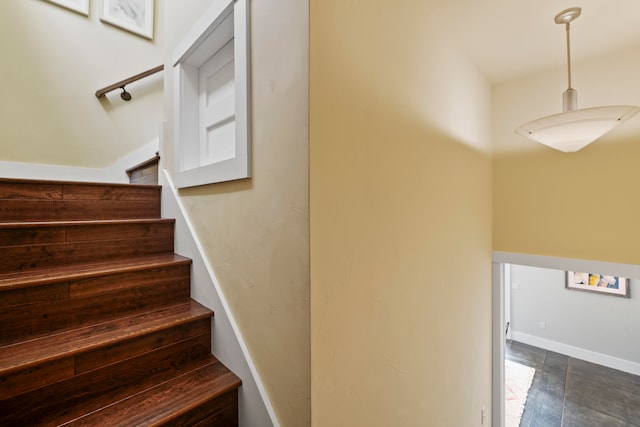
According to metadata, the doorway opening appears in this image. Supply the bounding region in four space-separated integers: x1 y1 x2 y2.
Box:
492 253 640 427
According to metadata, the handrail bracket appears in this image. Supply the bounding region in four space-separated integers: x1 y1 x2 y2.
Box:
95 65 163 101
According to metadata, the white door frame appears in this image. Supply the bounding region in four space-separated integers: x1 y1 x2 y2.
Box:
491 251 640 427
491 261 505 427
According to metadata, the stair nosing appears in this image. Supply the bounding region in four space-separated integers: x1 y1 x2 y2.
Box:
62 358 241 427
0 218 175 229
0 254 191 291
0 177 162 190
0 180 237 426
0 300 212 376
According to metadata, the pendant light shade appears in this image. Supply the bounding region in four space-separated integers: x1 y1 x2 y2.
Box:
516 7 640 153
516 105 640 153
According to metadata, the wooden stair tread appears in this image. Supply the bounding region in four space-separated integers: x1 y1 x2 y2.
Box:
0 253 191 291
0 218 174 229
0 178 239 424
4 356 218 426
64 358 241 426
0 300 212 376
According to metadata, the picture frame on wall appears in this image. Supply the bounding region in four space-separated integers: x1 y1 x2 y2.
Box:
101 0 154 40
566 271 630 298
45 0 90 16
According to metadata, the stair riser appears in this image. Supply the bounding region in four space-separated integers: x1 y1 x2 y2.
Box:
0 221 174 247
0 330 212 423
0 222 174 273
2 262 191 309
0 199 161 221
1 319 211 399
128 161 159 185
0 179 240 425
0 180 160 201
0 358 74 401
64 360 240 427
0 266 191 345
169 389 239 427
0 180 161 221
76 318 210 374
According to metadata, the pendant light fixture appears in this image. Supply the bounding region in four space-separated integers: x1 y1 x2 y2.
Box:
515 7 640 153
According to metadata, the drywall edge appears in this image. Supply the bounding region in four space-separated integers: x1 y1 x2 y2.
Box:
0 139 159 183
493 251 640 279
492 250 640 426
160 167 278 427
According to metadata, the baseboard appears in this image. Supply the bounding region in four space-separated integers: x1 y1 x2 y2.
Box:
0 139 159 184
160 168 278 427
511 331 640 376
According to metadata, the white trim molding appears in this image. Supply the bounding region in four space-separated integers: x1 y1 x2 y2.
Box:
492 262 505 427
172 0 251 188
493 251 640 279
160 168 278 427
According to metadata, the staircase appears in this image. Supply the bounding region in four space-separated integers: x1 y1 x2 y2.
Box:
0 178 241 426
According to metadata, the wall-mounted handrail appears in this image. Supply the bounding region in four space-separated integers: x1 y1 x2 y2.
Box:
95 65 164 101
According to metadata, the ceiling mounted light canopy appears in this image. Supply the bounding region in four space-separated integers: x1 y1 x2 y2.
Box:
515 7 640 153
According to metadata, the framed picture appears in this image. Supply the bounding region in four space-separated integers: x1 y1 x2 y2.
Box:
44 0 90 16
566 271 630 298
101 0 154 40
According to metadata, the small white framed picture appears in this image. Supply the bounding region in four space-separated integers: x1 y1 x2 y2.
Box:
45 0 90 16
101 0 154 40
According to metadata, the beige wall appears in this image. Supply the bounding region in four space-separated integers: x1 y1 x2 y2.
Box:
494 45 640 264
0 1 164 168
310 2 493 426
163 1 310 426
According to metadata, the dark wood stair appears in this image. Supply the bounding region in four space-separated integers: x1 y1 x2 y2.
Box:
0 178 240 426
126 153 160 185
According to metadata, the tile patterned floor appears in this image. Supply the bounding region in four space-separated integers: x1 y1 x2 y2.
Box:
506 341 640 427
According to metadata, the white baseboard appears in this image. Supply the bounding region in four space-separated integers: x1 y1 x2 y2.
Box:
0 139 159 184
160 169 278 427
511 331 640 376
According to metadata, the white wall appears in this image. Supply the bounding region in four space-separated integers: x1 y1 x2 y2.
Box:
0 139 158 183
0 1 164 169
510 264 640 374
160 170 273 427
163 1 310 426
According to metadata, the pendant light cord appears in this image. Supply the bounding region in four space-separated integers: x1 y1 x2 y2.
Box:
565 22 572 89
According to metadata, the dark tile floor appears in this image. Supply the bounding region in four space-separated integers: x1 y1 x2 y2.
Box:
506 341 640 427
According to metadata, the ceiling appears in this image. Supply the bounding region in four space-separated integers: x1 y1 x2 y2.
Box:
427 0 640 84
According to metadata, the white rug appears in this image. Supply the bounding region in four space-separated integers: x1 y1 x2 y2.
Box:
505 359 535 427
